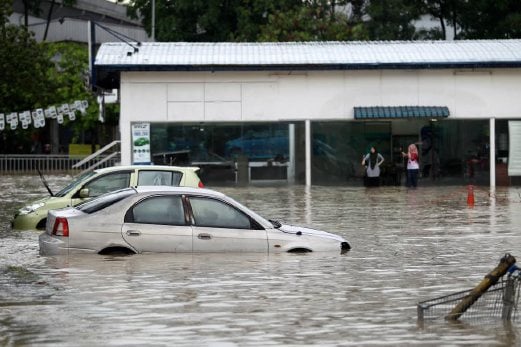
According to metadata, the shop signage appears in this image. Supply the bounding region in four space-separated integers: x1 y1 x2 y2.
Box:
132 123 151 164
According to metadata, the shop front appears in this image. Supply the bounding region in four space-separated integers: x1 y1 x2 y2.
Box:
94 40 521 187
141 118 499 186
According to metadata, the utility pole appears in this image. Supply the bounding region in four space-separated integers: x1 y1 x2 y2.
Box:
88 20 96 90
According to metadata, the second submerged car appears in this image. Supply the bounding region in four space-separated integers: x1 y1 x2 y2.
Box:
12 165 203 230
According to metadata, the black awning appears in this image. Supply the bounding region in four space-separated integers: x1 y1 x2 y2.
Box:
354 106 449 120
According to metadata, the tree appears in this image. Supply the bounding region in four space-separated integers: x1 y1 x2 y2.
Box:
0 2 52 112
44 42 98 132
123 0 365 42
364 0 421 40
0 1 100 153
456 0 521 39
259 2 367 41
124 0 236 41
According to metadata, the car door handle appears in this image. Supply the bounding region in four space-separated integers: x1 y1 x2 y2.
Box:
126 230 141 236
197 233 212 240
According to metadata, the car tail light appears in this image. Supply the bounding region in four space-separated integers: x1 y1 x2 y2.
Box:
198 181 204 188
52 217 69 237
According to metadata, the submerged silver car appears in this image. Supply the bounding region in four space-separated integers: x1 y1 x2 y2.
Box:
39 186 351 255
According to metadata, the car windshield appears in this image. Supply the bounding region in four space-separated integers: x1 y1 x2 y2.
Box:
76 188 137 214
53 171 97 197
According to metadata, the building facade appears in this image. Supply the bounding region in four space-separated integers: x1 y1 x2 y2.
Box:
95 41 521 186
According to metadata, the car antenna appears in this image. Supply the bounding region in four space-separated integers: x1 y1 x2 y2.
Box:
37 168 54 196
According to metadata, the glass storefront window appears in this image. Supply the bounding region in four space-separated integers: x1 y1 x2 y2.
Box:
151 123 289 164
150 123 290 184
149 119 491 186
312 121 391 184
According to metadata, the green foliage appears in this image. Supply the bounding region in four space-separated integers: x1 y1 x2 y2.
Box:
43 42 99 136
124 0 521 41
0 25 52 111
0 26 99 148
124 0 364 42
259 4 367 41
364 0 420 40
0 0 12 28
0 0 104 152
457 0 521 39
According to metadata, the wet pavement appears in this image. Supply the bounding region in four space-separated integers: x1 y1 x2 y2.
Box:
2 174 521 346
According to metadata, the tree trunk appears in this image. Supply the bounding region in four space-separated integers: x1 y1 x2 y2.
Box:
438 15 446 40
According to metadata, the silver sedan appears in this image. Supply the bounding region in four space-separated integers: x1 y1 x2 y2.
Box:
39 186 351 255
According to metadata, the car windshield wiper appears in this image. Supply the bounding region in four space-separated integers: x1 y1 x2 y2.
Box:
269 219 282 228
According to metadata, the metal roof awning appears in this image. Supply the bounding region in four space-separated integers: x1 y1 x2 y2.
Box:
94 40 521 89
354 106 450 120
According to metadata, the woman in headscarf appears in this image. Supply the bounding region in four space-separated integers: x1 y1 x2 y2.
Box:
362 146 384 187
402 144 420 188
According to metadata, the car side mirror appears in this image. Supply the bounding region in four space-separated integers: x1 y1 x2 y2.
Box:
79 188 90 199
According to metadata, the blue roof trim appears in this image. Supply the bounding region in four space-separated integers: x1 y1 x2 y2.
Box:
354 106 450 119
96 61 521 72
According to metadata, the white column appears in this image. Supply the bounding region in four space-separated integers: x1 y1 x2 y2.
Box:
305 120 311 187
490 117 496 188
288 123 295 184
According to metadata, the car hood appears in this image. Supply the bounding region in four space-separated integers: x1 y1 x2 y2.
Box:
278 224 346 242
18 195 69 210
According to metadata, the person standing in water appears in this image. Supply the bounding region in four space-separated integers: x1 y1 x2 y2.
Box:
362 146 384 187
402 144 420 188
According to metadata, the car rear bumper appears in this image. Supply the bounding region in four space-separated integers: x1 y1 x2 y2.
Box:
39 233 68 255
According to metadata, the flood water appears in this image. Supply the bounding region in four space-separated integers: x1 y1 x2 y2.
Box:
2 175 521 346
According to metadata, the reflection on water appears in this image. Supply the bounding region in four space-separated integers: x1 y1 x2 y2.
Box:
1 175 521 345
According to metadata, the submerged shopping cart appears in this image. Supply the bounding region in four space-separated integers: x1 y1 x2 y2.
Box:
418 254 521 322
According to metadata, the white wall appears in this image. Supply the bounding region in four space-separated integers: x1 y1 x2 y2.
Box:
120 69 521 164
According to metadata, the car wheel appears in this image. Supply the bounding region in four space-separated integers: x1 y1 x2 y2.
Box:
287 248 312 253
98 247 135 256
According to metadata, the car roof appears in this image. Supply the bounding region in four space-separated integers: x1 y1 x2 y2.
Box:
93 165 200 174
133 185 225 198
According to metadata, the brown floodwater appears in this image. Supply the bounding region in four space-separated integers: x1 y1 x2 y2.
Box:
1 174 521 346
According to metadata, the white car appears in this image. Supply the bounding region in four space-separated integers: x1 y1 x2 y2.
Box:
39 186 351 255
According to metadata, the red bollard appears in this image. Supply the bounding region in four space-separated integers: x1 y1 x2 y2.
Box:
467 185 475 206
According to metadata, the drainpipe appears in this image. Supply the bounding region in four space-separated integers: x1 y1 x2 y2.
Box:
305 120 311 187
490 117 496 189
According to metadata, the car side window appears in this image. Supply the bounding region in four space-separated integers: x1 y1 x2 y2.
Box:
130 196 185 226
84 172 131 197
189 197 252 229
137 170 182 186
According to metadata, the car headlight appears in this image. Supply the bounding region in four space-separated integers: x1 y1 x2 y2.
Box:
19 202 45 215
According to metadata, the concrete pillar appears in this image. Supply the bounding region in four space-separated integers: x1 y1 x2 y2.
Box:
288 123 295 184
490 117 496 188
305 119 311 187
236 155 249 186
